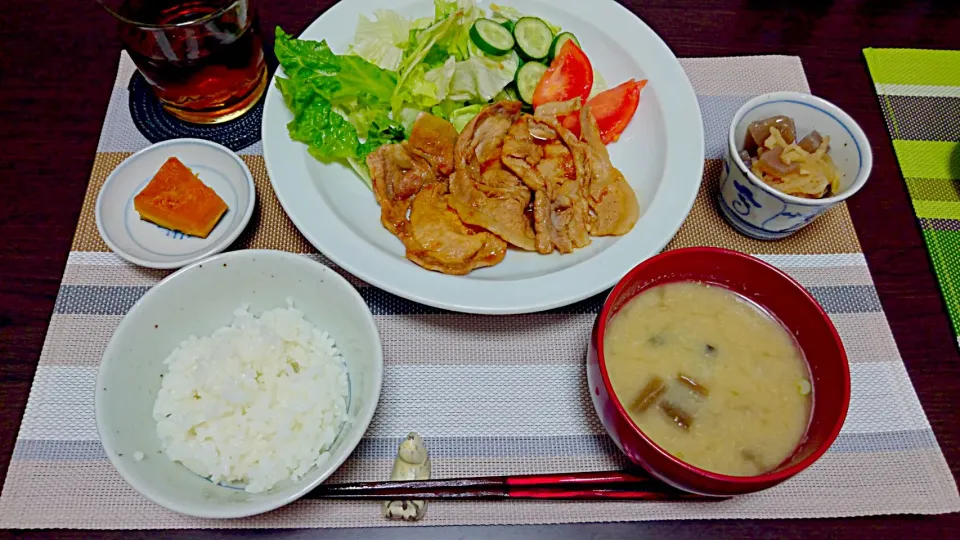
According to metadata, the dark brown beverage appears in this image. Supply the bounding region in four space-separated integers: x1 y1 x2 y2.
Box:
103 0 267 124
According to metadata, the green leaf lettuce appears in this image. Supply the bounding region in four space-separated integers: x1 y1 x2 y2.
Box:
274 27 405 187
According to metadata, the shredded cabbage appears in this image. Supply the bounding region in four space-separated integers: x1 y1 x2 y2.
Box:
350 10 414 71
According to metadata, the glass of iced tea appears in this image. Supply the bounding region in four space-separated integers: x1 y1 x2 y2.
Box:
99 0 268 124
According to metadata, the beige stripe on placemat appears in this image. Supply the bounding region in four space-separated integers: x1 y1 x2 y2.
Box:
72 153 129 252
62 264 168 287
37 314 121 367
232 155 314 253
73 155 861 256
665 160 862 254
830 312 903 365
37 310 900 369
778 265 875 287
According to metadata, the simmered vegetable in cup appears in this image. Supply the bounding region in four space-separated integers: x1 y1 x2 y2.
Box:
740 115 842 199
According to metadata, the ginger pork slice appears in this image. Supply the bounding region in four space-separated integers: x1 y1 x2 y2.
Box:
133 157 229 238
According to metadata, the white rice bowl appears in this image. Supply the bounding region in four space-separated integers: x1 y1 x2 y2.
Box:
153 299 349 494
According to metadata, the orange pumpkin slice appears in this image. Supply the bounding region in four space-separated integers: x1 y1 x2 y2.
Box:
133 157 228 238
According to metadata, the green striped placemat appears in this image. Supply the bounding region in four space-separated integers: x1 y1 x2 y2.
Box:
864 48 960 343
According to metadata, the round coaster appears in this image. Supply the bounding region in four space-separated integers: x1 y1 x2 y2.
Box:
127 71 265 152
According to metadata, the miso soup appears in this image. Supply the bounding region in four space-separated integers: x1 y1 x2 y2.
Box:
603 281 812 476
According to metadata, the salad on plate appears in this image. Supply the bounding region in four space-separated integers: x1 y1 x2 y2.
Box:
274 0 649 275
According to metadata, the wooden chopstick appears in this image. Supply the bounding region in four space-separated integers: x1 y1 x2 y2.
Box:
308 471 705 500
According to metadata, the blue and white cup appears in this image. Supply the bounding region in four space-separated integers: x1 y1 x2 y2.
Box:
718 92 873 240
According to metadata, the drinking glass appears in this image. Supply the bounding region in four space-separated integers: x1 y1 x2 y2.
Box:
98 0 268 124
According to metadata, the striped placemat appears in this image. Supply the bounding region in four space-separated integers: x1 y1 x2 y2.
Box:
864 48 960 346
0 53 956 530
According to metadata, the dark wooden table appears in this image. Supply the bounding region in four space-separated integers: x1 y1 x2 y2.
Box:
1 0 958 537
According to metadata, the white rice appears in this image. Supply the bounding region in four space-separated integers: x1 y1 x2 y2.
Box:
152 299 349 494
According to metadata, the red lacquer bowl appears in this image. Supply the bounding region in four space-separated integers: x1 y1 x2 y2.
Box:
586 247 850 497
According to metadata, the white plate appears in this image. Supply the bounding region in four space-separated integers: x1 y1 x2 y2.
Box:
262 0 704 314
96 139 256 269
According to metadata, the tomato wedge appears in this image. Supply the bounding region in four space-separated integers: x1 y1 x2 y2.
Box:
531 41 594 108
562 79 647 144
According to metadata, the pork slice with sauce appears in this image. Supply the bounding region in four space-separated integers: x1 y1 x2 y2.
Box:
502 114 591 254
366 113 457 239
447 101 537 252
407 112 459 177
403 182 507 275
579 105 640 236
368 110 514 275
366 143 439 238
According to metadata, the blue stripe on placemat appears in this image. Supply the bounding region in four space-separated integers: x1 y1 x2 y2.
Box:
12 429 940 462
52 283 883 316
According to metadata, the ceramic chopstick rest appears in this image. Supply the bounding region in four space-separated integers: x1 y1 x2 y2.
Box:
382 433 431 521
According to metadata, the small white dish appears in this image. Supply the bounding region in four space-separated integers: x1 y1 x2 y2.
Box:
95 138 256 269
95 250 383 519
717 91 872 240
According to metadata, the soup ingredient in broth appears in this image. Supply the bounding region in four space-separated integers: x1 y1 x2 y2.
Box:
133 157 229 238
153 300 349 493
603 282 811 477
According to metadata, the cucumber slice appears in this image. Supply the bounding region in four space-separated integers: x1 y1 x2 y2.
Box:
500 20 515 33
470 18 516 56
513 17 553 61
515 61 548 105
551 32 580 60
